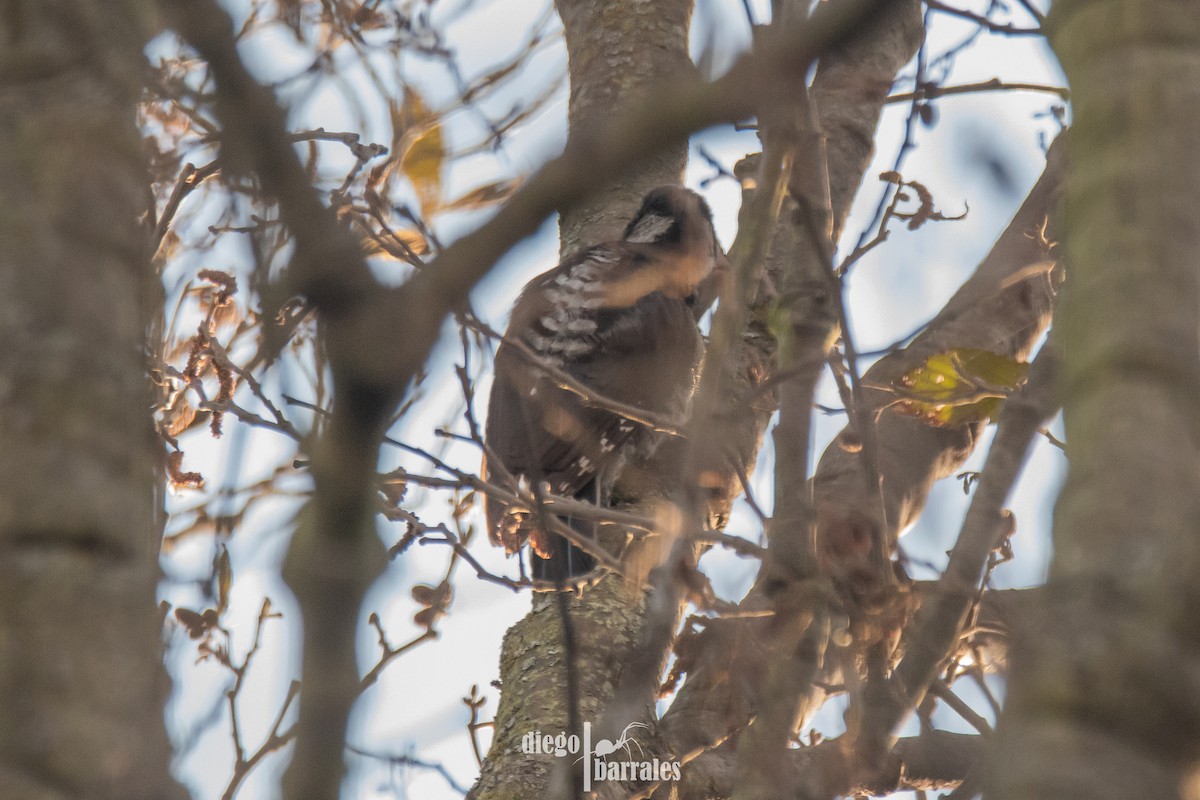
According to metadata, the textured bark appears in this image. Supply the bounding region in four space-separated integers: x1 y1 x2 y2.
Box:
677 729 983 799
556 0 693 254
990 2 1200 798
468 580 650 800
0 3 184 799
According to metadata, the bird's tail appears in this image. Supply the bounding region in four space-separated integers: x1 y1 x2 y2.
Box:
531 480 599 582
531 527 596 581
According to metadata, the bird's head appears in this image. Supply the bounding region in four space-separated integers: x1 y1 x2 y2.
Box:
623 185 714 246
620 186 728 300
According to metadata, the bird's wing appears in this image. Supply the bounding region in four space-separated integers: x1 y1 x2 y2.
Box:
483 243 703 554
484 246 646 539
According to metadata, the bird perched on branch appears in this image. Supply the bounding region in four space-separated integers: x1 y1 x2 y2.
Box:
483 185 728 582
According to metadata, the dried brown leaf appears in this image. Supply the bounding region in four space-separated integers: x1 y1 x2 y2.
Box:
167 450 205 491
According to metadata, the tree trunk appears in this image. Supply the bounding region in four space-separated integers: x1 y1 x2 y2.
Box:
990 2 1200 798
555 0 694 253
468 2 694 798
0 4 183 799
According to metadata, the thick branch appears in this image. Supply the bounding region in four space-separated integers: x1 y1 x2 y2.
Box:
0 4 184 799
990 3 1200 798
679 730 984 799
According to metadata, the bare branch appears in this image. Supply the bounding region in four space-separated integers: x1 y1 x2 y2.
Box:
924 0 1043 35
886 77 1068 104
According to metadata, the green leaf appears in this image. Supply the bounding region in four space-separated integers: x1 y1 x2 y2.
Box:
893 348 1029 426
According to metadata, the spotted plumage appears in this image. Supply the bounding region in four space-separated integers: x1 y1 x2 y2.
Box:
484 186 727 580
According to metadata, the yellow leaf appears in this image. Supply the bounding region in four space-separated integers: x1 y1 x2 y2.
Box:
360 228 429 260
444 179 521 212
398 89 445 216
893 348 1029 426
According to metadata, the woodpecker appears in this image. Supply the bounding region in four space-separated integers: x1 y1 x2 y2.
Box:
483 186 727 581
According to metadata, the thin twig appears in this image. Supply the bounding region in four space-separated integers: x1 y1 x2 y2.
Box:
346 745 469 795
924 0 1043 35
886 77 1067 105
929 681 993 737
153 160 221 256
